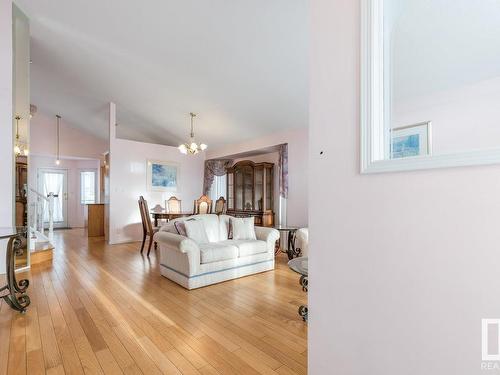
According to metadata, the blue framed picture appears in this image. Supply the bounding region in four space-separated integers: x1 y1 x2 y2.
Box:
147 160 178 191
391 121 432 159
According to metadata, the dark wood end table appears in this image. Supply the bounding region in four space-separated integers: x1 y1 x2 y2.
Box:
274 225 301 260
288 256 308 321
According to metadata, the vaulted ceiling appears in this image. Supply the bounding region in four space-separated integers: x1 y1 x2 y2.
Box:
15 0 308 147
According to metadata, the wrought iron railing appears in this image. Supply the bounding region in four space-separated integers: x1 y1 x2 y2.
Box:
0 229 30 313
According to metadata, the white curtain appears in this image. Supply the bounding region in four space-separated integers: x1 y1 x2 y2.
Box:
80 171 96 204
208 174 227 203
43 172 64 222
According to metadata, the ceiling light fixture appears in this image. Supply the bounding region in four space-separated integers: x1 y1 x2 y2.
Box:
178 112 207 155
55 114 61 165
14 116 29 156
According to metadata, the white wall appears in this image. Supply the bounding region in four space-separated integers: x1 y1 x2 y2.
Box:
310 1 500 374
29 155 100 228
0 0 13 274
1 0 13 226
13 4 29 145
30 110 108 160
109 137 205 244
207 127 308 227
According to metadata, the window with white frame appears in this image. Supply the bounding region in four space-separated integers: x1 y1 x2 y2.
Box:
80 170 97 204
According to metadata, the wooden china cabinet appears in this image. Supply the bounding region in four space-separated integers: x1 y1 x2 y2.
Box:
226 160 274 227
15 157 28 227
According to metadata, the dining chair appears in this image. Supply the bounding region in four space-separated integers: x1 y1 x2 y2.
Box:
138 196 158 256
193 195 213 214
166 196 182 213
214 196 226 215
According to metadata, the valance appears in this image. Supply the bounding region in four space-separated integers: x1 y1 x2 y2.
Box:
203 159 233 195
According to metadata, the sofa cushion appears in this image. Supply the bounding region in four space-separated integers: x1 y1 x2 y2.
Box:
193 214 220 242
160 222 177 234
221 240 267 257
199 243 238 264
185 220 209 244
231 217 257 240
174 219 190 236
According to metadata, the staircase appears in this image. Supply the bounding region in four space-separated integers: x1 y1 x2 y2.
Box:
28 188 55 264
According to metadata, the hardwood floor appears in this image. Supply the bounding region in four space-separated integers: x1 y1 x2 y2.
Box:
0 229 308 374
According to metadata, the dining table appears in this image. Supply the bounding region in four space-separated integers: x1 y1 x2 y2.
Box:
150 211 192 227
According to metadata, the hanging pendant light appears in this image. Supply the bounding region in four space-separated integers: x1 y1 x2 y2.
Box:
13 115 29 156
55 114 61 165
178 112 207 155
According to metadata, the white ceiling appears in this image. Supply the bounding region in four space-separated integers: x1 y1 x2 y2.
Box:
388 0 500 101
15 0 308 147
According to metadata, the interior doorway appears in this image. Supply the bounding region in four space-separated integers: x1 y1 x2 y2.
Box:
37 168 69 229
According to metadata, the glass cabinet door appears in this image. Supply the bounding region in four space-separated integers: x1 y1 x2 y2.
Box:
265 166 272 210
242 165 254 210
227 172 234 209
254 167 263 211
235 169 243 209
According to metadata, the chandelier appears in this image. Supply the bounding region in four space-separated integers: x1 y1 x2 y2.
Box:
178 112 207 155
14 116 29 156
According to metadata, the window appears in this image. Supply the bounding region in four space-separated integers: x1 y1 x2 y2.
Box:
208 174 226 203
80 170 97 204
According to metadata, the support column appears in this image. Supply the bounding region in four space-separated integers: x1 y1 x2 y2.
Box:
0 0 13 228
106 102 116 244
0 1 14 275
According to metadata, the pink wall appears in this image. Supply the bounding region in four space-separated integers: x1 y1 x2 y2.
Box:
109 137 205 244
207 127 308 227
28 155 100 228
310 0 500 374
30 110 108 160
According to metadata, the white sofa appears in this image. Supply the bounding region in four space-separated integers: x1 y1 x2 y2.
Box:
296 228 309 257
154 214 280 289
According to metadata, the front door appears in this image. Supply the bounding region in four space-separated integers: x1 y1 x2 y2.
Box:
38 168 68 228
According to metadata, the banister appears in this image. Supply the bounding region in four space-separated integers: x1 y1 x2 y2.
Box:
29 187 49 202
28 187 55 241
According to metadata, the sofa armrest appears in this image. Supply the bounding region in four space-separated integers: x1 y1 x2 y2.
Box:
154 232 200 254
254 227 280 254
154 232 201 276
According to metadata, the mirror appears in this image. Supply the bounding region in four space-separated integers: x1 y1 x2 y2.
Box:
361 0 500 173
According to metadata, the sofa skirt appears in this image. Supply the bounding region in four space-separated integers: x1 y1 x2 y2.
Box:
160 258 275 289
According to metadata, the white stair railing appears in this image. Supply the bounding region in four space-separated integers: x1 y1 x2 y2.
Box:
28 188 55 241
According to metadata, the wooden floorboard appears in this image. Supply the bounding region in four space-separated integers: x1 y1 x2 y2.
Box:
0 229 308 374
